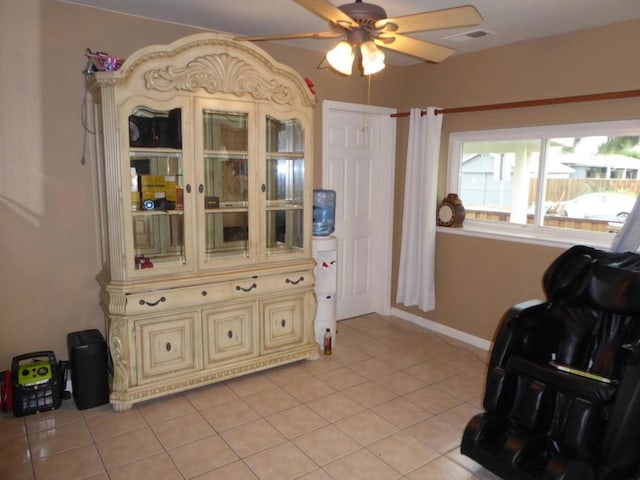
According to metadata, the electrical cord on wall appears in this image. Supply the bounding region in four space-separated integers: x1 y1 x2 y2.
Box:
80 73 96 165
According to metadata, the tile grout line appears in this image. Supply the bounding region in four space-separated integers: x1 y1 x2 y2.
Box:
3 314 494 480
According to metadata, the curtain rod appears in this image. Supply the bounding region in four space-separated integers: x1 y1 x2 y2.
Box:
391 88 640 118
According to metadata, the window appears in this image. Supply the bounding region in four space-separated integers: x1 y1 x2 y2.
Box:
447 120 640 247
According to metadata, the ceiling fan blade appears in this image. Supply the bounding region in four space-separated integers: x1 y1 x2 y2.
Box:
376 34 455 63
236 31 342 42
377 5 483 34
292 0 357 28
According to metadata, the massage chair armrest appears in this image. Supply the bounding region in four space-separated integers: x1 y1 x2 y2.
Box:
621 341 640 364
602 360 640 469
506 299 552 329
489 299 552 372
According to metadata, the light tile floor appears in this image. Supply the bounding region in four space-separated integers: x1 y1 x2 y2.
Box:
0 314 502 480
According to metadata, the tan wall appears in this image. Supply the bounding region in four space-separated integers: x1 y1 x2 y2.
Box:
391 18 640 341
0 1 203 371
410 236 563 341
1 0 638 370
0 0 403 369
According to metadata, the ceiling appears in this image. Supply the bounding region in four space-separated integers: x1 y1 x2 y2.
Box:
63 0 640 66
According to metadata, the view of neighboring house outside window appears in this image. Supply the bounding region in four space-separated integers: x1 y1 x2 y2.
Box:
446 120 640 247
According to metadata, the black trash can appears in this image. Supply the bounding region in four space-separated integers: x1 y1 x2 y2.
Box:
67 329 109 410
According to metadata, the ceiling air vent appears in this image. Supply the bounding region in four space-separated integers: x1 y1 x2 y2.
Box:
444 29 494 43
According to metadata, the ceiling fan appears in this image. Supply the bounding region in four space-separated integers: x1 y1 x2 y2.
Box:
235 0 483 75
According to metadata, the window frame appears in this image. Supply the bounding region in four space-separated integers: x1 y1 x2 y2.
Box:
445 119 640 249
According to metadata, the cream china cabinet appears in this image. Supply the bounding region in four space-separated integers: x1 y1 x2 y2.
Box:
90 33 318 411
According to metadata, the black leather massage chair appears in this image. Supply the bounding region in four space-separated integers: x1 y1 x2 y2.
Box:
462 245 640 480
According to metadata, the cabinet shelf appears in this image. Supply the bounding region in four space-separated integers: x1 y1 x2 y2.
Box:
204 245 247 257
268 244 305 255
205 208 247 214
203 150 247 159
136 255 186 269
266 152 304 158
132 210 184 216
266 204 304 210
130 149 183 157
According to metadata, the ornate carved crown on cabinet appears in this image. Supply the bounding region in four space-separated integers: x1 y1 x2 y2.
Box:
90 33 319 411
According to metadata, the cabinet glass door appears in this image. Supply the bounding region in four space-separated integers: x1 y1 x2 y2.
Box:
202 110 250 262
129 106 186 272
265 116 305 257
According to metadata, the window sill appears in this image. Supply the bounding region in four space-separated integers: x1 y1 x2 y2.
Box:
437 220 616 251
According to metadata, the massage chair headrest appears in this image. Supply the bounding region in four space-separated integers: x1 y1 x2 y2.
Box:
543 245 640 314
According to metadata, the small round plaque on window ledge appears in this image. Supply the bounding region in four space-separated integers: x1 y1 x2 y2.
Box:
437 193 465 228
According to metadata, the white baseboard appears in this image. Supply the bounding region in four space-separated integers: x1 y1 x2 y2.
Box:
390 307 492 351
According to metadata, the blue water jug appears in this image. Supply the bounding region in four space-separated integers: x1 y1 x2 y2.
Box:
313 189 336 236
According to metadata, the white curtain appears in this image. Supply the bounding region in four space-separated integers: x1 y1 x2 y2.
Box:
396 107 443 311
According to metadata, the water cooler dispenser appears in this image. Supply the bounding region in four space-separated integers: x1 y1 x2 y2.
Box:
312 189 337 347
312 236 338 348
312 189 335 237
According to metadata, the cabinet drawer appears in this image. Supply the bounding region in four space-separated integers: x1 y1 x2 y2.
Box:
135 313 200 384
231 270 311 299
261 295 305 353
126 283 233 315
203 303 257 366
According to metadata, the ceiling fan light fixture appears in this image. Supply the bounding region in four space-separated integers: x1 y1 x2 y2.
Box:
237 2 481 71
326 40 355 75
360 40 385 75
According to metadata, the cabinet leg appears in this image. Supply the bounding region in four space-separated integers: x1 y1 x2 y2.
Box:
111 401 133 413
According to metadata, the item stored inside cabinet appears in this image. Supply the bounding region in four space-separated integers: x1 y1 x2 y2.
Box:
129 108 181 148
11 351 62 417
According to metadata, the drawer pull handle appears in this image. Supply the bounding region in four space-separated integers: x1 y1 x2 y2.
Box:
166 342 172 352
236 283 257 293
286 276 304 285
202 291 207 296
139 296 166 307
281 319 286 328
228 330 233 339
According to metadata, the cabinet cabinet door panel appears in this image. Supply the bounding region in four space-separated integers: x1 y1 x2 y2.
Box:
198 103 255 269
136 313 199 384
261 296 304 353
203 303 256 366
261 114 310 262
126 102 193 278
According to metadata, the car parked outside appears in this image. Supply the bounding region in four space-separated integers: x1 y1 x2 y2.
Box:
557 192 638 221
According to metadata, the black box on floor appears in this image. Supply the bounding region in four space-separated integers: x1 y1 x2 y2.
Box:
67 329 109 410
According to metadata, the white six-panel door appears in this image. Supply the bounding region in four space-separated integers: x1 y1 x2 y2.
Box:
322 101 396 320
